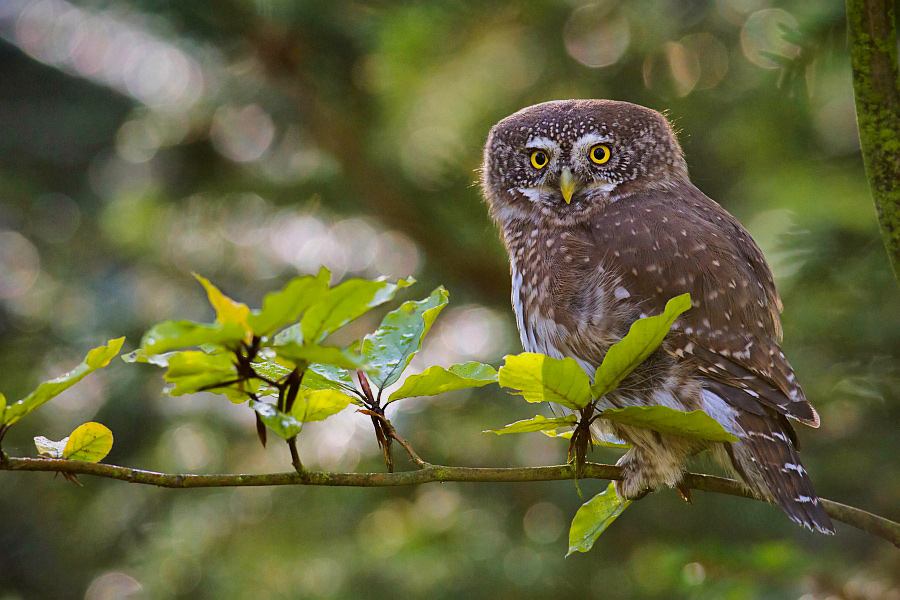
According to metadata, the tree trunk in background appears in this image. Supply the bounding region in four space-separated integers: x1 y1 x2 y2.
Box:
847 0 900 285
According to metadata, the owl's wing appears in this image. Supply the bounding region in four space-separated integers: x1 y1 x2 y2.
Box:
589 184 819 427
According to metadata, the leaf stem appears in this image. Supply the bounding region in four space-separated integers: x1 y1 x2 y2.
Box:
286 436 305 476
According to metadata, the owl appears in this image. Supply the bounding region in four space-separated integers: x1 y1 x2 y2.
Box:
480 99 833 534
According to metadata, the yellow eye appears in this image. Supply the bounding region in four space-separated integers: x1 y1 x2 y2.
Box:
530 150 549 169
590 144 611 164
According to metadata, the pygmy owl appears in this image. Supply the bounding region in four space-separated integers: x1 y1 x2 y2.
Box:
480 99 833 534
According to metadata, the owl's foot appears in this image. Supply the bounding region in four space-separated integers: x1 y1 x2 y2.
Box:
614 479 651 501
614 446 684 501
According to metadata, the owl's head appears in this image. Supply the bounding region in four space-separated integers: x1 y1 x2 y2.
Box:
481 99 688 225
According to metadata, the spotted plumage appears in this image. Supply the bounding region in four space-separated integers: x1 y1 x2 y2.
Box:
481 99 833 533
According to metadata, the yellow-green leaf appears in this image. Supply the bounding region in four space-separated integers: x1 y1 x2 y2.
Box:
274 343 365 370
300 276 414 344
592 294 691 398
163 351 238 397
598 406 738 443
486 414 577 435
2 338 125 426
250 400 303 439
290 389 353 422
567 483 631 555
63 422 114 462
121 348 175 367
140 320 246 355
246 268 331 337
388 362 497 403
498 353 591 410
195 274 250 330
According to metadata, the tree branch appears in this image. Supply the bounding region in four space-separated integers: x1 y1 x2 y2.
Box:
3 457 898 547
847 0 900 284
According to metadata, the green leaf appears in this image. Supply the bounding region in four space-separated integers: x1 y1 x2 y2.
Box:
301 364 359 403
250 400 304 439
486 414 577 435
246 358 291 399
121 348 176 367
246 268 331 337
388 362 497 402
63 422 114 462
539 430 630 447
290 389 353 422
273 323 304 345
194 274 250 329
362 287 448 388
140 320 247 355
567 483 631 555
592 294 692 398
2 338 125 426
598 406 738 443
274 343 365 370
305 363 354 390
498 353 591 410
163 351 238 396
540 429 573 440
249 391 352 440
300 276 414 344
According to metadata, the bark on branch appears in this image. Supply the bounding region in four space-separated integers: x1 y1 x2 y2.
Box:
3 456 898 548
847 0 900 284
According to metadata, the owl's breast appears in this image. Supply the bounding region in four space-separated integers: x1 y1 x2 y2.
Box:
506 224 627 374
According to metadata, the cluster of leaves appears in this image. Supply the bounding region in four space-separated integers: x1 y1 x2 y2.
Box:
488 294 739 554
0 274 745 556
124 271 497 472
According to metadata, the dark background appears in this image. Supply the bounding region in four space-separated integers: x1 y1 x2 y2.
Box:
0 1 898 598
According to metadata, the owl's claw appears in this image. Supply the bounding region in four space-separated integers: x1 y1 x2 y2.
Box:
614 477 652 501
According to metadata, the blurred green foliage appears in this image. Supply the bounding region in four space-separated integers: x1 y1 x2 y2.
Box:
1 0 899 599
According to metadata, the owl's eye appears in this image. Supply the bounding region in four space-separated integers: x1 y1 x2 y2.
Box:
589 144 611 165
530 150 549 169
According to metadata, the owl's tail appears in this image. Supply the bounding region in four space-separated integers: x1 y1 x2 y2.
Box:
727 412 835 534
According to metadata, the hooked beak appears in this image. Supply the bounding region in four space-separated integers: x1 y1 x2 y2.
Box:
559 167 577 204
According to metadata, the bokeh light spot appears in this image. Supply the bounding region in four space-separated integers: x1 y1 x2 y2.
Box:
564 3 630 68
741 9 800 69
84 571 143 600
523 501 564 544
210 104 276 162
0 230 40 299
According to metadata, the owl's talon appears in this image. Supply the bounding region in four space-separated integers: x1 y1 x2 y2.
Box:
614 478 652 502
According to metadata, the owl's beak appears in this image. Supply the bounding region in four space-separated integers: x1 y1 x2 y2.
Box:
559 167 577 204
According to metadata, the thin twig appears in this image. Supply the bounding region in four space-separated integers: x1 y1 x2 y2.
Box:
286 436 305 476
2 457 898 547
362 409 428 468
388 429 430 469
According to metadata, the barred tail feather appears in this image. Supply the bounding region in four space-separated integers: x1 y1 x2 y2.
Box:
729 413 834 534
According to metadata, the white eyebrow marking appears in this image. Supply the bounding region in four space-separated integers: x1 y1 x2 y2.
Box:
572 132 614 157
525 136 560 152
